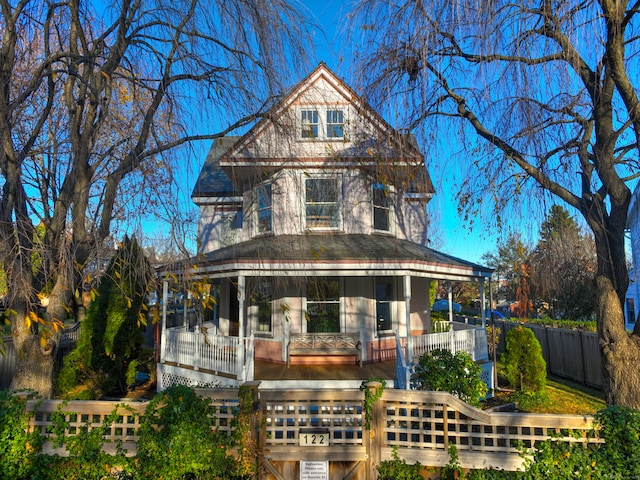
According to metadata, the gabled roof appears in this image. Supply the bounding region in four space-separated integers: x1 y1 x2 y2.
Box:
222 63 423 162
191 137 240 199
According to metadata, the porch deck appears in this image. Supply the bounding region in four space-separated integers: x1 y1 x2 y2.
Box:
254 359 397 389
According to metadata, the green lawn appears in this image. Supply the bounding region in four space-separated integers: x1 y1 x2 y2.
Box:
502 377 607 415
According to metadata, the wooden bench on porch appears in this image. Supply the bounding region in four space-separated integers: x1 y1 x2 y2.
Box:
287 332 362 367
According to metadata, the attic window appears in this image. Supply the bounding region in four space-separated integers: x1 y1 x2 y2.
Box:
299 108 345 140
326 110 344 138
301 109 319 138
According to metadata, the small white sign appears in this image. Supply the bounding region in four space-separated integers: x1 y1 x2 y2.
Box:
300 461 329 480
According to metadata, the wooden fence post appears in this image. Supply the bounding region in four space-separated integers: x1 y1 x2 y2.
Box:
365 381 384 480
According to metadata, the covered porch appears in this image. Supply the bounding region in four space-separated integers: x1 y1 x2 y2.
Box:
156 234 494 391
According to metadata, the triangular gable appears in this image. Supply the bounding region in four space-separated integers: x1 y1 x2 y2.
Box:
220 63 425 168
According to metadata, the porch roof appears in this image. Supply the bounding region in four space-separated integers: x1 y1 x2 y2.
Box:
167 234 492 281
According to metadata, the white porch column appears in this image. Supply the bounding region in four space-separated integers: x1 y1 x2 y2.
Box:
161 280 168 363
404 275 412 362
480 280 487 328
447 282 454 323
237 275 245 380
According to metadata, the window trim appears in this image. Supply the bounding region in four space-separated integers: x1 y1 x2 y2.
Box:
303 175 342 231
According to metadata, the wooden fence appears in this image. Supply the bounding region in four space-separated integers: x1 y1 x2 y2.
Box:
456 315 603 389
20 385 601 479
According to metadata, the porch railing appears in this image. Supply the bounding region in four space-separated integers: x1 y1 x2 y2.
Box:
410 327 489 362
162 328 240 376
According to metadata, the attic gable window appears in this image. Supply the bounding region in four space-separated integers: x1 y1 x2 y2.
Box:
326 110 344 138
301 109 319 138
299 107 345 140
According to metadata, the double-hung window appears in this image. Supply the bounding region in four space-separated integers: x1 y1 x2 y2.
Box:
305 177 340 229
306 278 341 333
326 110 344 138
301 109 319 138
299 108 345 139
252 280 272 334
375 277 394 333
372 184 391 231
257 183 272 233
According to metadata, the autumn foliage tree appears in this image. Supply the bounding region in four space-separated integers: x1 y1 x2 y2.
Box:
530 205 597 320
0 0 312 397
350 0 640 407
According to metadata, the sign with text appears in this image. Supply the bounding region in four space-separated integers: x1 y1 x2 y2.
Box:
300 461 328 480
298 428 330 446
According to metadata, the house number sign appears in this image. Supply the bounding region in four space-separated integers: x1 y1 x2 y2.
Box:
299 428 330 446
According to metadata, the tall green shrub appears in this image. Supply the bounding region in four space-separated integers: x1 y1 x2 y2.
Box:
0 391 43 479
501 326 546 393
56 236 153 399
412 349 487 407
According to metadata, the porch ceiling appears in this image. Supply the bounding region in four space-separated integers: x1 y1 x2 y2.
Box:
166 234 492 282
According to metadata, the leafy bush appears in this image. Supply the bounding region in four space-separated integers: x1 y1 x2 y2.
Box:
377 446 423 480
134 385 247 479
43 404 131 480
0 391 43 479
501 326 546 394
412 349 487 407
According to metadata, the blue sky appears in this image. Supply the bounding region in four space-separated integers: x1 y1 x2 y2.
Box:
299 0 505 264
147 1 514 265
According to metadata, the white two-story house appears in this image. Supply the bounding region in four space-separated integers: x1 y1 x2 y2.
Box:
625 183 640 329
157 64 493 390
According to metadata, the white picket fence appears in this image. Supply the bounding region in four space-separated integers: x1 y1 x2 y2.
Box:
409 326 489 362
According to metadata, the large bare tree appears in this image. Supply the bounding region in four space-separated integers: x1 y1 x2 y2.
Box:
349 0 640 407
0 0 312 397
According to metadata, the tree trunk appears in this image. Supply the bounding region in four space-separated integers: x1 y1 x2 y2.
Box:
9 297 56 399
10 333 56 399
596 275 640 408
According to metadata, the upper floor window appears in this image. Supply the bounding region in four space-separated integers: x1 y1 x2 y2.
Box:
372 184 391 231
299 107 345 140
326 110 344 138
301 109 319 138
305 177 340 229
257 183 272 233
